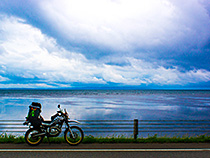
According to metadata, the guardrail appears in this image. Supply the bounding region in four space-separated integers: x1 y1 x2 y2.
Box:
1 120 210 139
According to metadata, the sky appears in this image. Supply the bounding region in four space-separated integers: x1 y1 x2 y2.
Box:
0 0 210 89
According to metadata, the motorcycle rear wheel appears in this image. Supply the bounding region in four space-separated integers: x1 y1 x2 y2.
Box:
25 128 44 146
64 126 84 146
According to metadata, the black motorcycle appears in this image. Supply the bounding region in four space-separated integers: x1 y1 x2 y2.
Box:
23 105 84 146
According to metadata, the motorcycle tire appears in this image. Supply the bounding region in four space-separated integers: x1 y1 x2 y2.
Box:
64 126 84 146
25 128 44 146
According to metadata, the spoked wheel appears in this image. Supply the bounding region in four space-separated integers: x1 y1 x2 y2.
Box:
25 128 44 146
64 126 84 146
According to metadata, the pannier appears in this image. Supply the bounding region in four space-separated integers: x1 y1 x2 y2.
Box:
26 102 42 129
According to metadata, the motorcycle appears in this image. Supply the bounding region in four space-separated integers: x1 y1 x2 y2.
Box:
23 105 84 146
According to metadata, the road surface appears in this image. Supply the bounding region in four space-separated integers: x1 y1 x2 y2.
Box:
0 143 209 158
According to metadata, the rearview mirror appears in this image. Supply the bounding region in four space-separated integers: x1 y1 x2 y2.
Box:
58 104 60 108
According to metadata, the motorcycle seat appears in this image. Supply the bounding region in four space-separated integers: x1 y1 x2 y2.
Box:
41 120 52 126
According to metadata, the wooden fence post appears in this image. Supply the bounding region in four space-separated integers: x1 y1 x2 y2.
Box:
134 119 138 139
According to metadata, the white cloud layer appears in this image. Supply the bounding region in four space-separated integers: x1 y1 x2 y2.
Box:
38 0 210 53
0 15 210 88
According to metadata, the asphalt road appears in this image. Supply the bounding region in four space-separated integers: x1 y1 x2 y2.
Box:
0 143 210 158
1 151 210 158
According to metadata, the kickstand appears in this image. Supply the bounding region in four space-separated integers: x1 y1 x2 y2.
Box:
47 136 51 145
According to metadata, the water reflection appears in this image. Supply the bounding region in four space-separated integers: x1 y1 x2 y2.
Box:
0 90 210 122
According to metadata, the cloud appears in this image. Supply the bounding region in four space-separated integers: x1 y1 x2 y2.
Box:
0 14 210 88
38 0 210 54
21 0 209 74
39 0 175 51
102 57 210 86
0 15 105 86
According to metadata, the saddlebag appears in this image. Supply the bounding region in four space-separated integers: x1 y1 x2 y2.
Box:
26 102 42 129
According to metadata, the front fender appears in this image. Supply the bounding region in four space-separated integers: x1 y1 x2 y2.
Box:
68 120 81 124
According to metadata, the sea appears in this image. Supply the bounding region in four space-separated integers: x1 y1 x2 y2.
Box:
0 89 210 121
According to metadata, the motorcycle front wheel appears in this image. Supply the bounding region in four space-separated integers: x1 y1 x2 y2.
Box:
64 126 84 146
25 128 44 146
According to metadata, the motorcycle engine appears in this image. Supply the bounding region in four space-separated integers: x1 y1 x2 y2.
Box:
51 116 64 124
48 125 61 136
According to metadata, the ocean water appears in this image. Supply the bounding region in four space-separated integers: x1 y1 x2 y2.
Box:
0 89 210 121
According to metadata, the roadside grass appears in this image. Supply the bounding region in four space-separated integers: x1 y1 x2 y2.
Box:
1 133 210 144
0 133 25 144
82 134 210 144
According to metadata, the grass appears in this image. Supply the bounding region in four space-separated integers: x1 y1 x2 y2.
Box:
82 134 210 144
0 133 25 144
1 133 210 144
